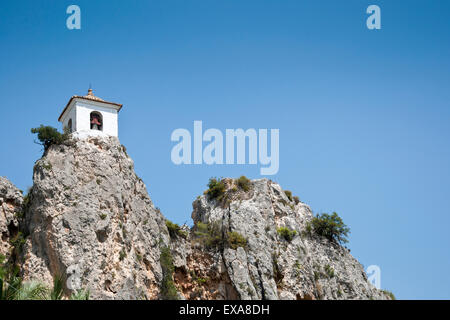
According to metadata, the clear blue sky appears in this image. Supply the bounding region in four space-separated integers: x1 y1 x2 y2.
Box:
1 0 449 299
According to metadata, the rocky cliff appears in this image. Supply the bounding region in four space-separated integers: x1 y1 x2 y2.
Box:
171 179 387 300
20 135 170 299
0 177 23 258
1 135 390 300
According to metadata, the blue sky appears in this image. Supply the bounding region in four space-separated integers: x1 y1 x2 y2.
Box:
1 0 449 299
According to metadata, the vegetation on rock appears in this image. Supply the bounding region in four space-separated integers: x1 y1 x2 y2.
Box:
306 212 350 245
165 220 187 239
284 190 293 202
236 176 251 192
194 221 224 249
277 226 297 242
160 247 178 300
0 139 390 300
205 177 227 201
0 256 89 300
31 125 69 151
227 231 247 250
381 289 396 300
194 222 247 250
324 264 335 278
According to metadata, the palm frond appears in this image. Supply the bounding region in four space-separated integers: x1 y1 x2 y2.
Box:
14 281 49 300
50 275 64 300
70 289 90 300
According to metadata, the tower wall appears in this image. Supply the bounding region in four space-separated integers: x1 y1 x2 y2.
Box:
74 101 118 137
61 104 77 132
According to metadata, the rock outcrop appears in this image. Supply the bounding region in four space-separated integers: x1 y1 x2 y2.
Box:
170 178 389 300
21 134 170 299
5 134 389 300
0 177 23 258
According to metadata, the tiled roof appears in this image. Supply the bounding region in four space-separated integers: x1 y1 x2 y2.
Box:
58 89 123 122
75 88 106 102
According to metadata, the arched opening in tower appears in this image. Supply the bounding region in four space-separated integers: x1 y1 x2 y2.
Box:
90 112 103 131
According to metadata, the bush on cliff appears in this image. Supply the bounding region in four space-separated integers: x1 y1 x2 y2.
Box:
236 176 251 192
227 231 247 249
194 221 224 249
166 220 187 239
195 222 247 251
381 289 396 300
31 125 69 151
284 190 293 202
160 247 178 300
205 177 227 201
277 227 297 242
306 212 350 245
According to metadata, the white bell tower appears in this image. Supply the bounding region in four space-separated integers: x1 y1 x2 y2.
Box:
58 88 123 137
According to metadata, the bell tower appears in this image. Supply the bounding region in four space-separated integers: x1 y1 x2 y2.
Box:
58 88 123 137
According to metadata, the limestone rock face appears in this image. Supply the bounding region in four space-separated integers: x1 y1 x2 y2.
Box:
0 177 23 257
21 136 170 299
172 178 389 300
0 177 23 258
8 135 389 300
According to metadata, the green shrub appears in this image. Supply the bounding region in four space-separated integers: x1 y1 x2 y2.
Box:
10 232 26 256
50 275 64 300
41 162 52 171
194 221 224 249
119 249 127 261
166 220 187 239
236 176 251 192
1 257 91 300
284 190 293 201
14 281 49 300
14 211 24 219
324 264 335 278
227 232 247 249
314 271 320 281
207 223 224 249
277 227 297 242
307 212 350 244
293 196 300 204
31 125 69 151
381 289 396 300
70 289 90 300
205 177 227 201
1 273 42 300
160 247 178 300
194 222 209 237
121 145 128 157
